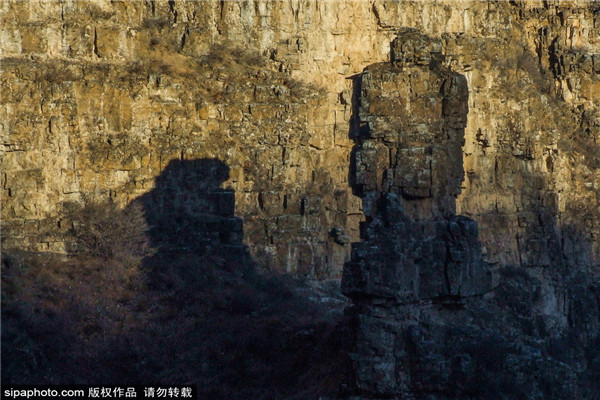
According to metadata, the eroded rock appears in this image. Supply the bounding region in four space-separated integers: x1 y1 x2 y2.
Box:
342 30 600 400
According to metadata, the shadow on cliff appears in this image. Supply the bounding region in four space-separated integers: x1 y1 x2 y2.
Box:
138 158 243 252
347 73 364 199
133 158 249 289
488 196 600 398
130 158 350 397
1 158 350 399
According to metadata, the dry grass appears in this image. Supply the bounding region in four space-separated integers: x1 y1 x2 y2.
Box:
142 17 170 30
2 192 349 395
2 249 348 394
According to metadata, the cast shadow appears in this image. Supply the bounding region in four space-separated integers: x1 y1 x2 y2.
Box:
346 72 368 199
130 158 252 291
137 159 246 252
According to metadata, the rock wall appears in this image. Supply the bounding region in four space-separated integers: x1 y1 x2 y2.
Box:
2 1 600 278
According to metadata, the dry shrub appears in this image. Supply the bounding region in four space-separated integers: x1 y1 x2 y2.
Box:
517 51 541 79
41 61 78 84
559 134 600 170
88 5 114 20
201 40 264 67
142 17 170 30
2 246 349 395
1 251 147 383
63 195 152 265
1 195 151 382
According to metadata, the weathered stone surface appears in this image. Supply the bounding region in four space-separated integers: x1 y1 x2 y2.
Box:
1 0 599 278
342 30 600 400
0 0 599 397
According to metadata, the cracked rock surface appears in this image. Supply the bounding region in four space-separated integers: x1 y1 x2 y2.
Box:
342 30 600 400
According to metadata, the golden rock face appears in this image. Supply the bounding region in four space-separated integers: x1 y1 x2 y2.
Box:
1 1 599 276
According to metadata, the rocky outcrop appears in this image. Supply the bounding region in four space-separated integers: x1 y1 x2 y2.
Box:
343 30 490 397
342 30 599 400
344 29 491 304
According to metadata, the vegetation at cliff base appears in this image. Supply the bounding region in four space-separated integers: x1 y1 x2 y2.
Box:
1 198 349 399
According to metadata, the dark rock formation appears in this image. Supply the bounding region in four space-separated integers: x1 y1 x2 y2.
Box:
342 31 600 400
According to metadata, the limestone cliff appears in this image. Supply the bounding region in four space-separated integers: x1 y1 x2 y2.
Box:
2 0 599 278
2 0 600 398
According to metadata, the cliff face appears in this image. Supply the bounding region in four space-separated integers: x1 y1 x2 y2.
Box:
1 0 599 278
2 0 600 397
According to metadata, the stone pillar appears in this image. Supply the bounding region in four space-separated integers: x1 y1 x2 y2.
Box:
342 29 492 398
